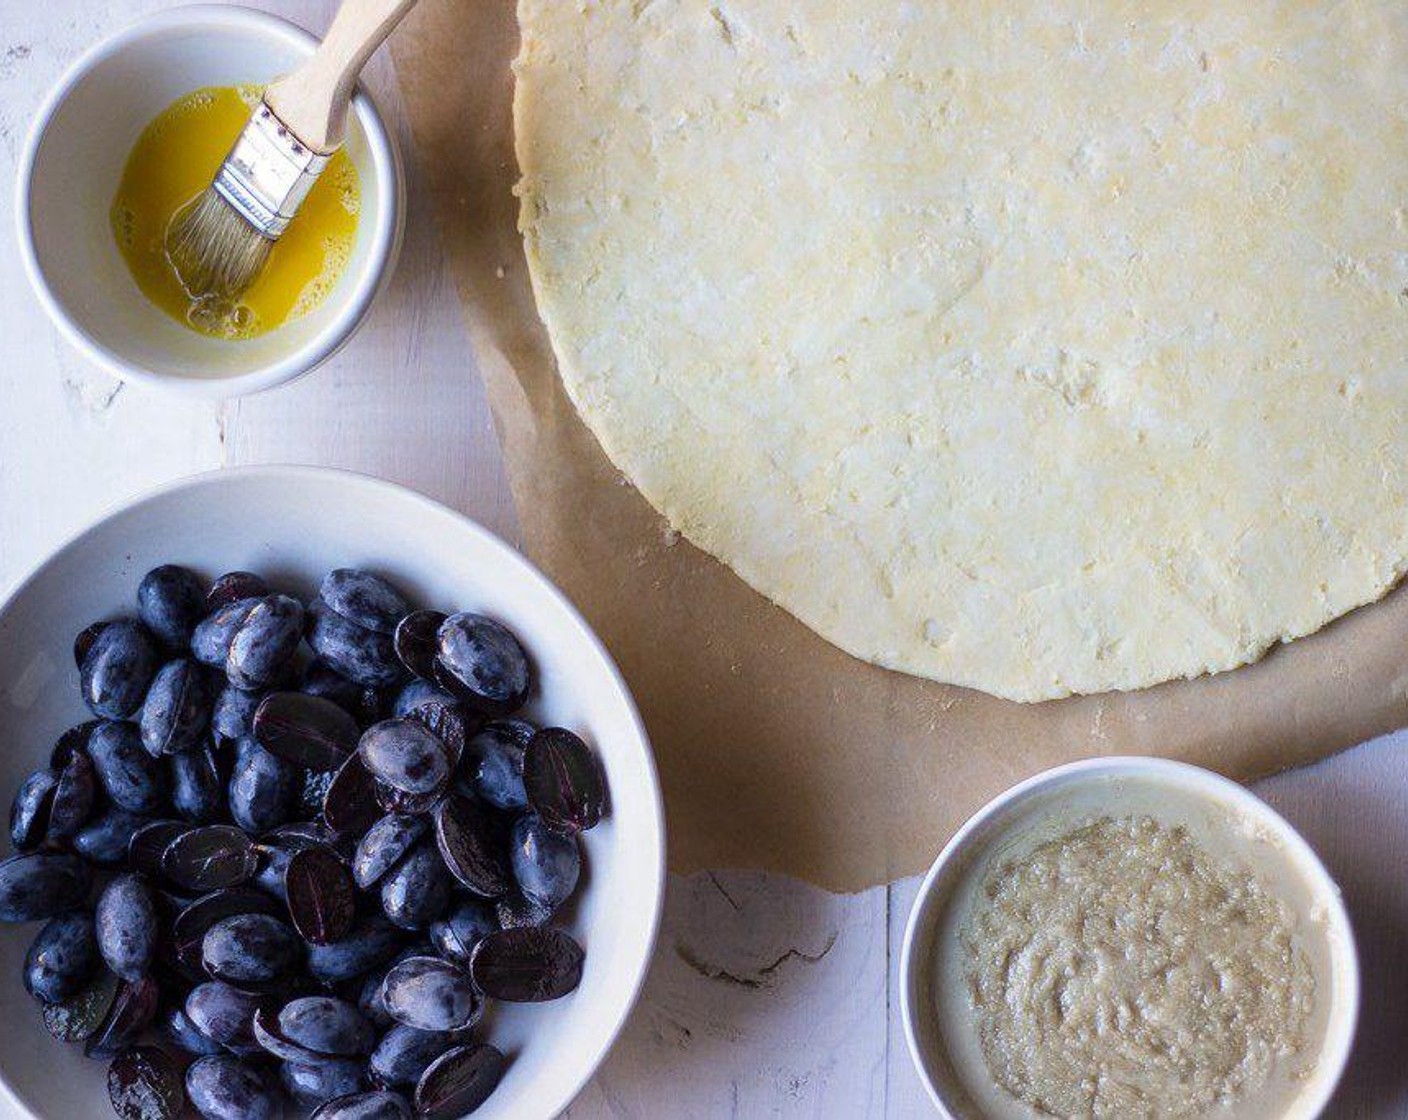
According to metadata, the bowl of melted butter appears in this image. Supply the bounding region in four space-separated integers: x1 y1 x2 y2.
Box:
901 757 1359 1120
17 5 403 395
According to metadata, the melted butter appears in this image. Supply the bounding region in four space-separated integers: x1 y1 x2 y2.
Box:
111 85 360 340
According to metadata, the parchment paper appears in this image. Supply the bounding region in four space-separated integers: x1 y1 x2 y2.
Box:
388 0 1408 891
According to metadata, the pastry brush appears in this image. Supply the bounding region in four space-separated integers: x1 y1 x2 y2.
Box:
166 0 417 303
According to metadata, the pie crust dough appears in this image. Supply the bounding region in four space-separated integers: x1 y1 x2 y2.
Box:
514 0 1408 701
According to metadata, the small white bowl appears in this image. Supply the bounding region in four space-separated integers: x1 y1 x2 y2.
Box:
900 757 1359 1120
0 466 665 1119
15 6 404 396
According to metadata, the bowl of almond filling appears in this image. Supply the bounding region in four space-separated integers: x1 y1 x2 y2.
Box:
900 757 1359 1120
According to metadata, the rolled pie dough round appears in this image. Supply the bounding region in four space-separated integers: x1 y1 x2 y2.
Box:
514 0 1408 701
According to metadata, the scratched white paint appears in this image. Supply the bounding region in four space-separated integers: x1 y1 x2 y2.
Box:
1 3 1406 1118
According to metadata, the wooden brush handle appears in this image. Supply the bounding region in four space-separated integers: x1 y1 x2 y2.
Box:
265 0 419 153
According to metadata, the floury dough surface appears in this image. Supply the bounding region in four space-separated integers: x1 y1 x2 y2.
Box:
514 0 1408 700
960 815 1314 1118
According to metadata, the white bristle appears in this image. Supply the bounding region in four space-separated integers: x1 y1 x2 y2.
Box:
165 190 273 302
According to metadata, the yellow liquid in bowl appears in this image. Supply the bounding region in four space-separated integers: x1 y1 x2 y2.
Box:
111 85 360 340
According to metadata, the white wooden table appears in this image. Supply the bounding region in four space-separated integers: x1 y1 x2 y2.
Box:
1 4 1404 1117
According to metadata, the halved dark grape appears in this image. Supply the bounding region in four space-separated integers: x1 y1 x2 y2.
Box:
306 915 406 984
279 995 375 1056
185 1055 280 1120
226 594 305 689
432 795 508 898
313 1090 413 1120
139 658 215 756
85 974 159 1058
253 692 359 772
138 564 206 649
202 913 301 988
47 748 97 843
9 768 57 850
323 756 382 837
412 1043 506 1120
405 702 473 769
96 874 159 981
380 841 451 930
282 1056 366 1109
81 619 159 720
379 956 480 1032
162 825 259 892
469 926 585 1002
24 911 99 1004
89 720 168 813
434 612 530 717
393 610 446 681
129 820 187 877
173 887 283 981
321 570 410 635
359 720 452 795
510 813 580 911
251 1005 327 1063
206 571 268 612
353 815 427 890
0 851 92 921
369 1023 457 1088
523 727 606 833
185 981 270 1052
428 899 498 966
108 1045 184 1120
286 845 356 945
44 967 119 1042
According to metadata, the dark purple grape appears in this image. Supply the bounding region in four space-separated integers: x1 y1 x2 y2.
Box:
140 659 215 756
85 974 159 1058
253 691 359 772
24 911 98 1004
227 594 305 689
89 720 168 812
428 899 498 966
211 684 265 745
44 967 119 1041
393 611 446 681
108 1044 184 1120
252 1005 328 1063
470 925 585 1002
206 572 268 612
370 1023 457 1087
353 815 427 890
164 1005 224 1056
191 598 260 668
358 719 451 795
380 841 451 931
74 621 108 668
282 1056 366 1108
173 888 282 981
96 874 158 981
138 564 206 650
323 756 383 838
379 956 480 1032
252 822 327 901
81 619 159 720
9 768 57 850
307 915 405 984
51 719 100 768
313 1090 413 1120
0 851 91 921
162 825 259 891
413 1043 505 1120
510 813 580 911
279 995 376 1056
523 727 606 833
185 981 269 1051
185 1055 280 1120
321 570 410 635
229 742 297 834
202 913 301 988
405 702 472 768
433 795 508 898
286 845 356 945
171 746 225 823
47 748 97 842
434 612 530 716
308 599 404 688
301 659 384 726
355 944 427 1028
129 820 187 877
75 808 149 866
463 720 533 810
391 679 456 719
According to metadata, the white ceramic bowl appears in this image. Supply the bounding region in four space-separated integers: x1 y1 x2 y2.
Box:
0 467 665 1119
900 756 1359 1120
16 6 404 396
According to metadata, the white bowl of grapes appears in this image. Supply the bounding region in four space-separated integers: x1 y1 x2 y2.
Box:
0 466 665 1120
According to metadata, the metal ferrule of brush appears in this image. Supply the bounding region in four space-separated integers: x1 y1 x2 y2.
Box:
213 103 331 240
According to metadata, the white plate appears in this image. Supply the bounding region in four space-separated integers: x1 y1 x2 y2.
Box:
0 466 665 1119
